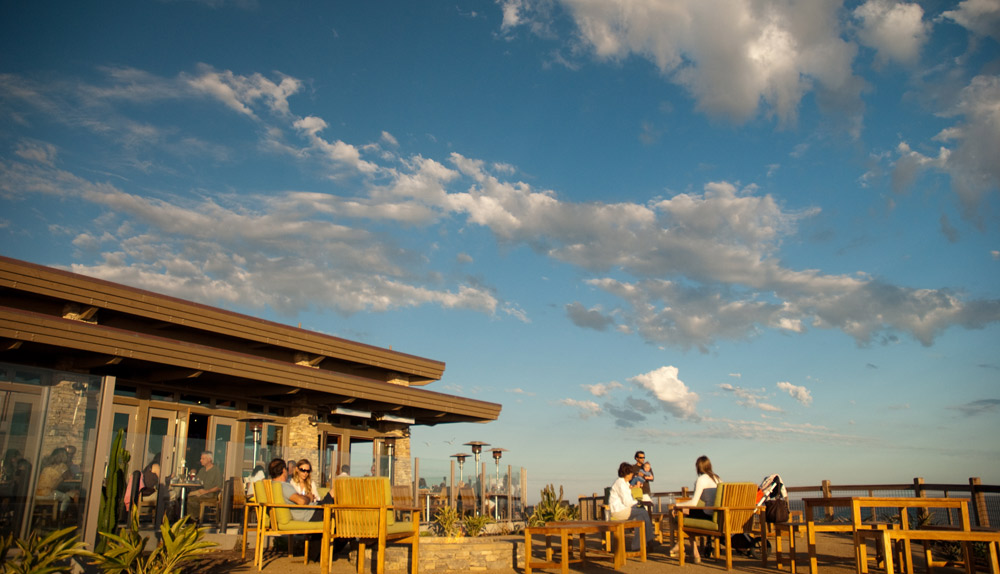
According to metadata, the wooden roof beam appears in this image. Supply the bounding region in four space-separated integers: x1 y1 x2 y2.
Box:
147 368 203 382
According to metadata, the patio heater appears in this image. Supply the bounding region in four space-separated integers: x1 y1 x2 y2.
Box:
489 448 507 489
463 441 490 467
238 418 269 470
450 452 471 484
383 436 396 483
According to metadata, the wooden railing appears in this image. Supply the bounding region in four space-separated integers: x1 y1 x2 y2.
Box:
577 477 999 528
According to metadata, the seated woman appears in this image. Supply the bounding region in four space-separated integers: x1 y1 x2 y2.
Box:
608 461 654 552
671 454 722 562
35 447 80 515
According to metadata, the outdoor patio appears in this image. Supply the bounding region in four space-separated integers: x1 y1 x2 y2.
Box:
188 531 976 574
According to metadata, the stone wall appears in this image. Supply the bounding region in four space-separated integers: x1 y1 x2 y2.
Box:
352 536 525 573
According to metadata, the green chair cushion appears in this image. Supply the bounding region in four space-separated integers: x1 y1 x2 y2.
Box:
386 520 415 535
683 517 720 531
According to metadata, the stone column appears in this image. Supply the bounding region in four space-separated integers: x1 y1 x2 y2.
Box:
286 406 319 466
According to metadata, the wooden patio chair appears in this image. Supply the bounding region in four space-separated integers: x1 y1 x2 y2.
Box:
457 486 477 517
673 482 765 571
391 485 414 521
253 480 326 570
333 477 420 574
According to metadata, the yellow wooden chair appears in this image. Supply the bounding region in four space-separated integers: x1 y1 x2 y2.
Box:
253 480 326 570
333 477 420 574
457 486 477 517
673 482 765 571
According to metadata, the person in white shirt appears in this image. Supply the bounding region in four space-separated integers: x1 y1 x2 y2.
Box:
608 461 654 552
671 455 722 562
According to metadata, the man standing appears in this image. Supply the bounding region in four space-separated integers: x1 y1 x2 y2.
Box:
186 451 223 520
631 451 654 512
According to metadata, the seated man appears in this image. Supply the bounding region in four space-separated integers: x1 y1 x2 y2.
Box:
266 458 341 561
266 458 328 522
186 451 223 521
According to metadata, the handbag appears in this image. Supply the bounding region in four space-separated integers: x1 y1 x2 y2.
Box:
764 498 789 523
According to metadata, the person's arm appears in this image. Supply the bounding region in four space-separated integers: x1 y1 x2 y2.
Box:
676 475 707 508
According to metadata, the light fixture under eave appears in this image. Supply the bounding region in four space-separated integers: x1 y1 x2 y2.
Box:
376 413 415 424
331 406 372 418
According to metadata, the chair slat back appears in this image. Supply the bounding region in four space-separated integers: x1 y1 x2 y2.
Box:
458 486 476 515
262 480 295 528
253 480 270 528
333 477 393 538
719 482 759 532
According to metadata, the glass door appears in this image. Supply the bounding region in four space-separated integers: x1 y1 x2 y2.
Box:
144 408 177 479
208 417 237 479
319 432 340 487
0 383 44 538
110 405 138 460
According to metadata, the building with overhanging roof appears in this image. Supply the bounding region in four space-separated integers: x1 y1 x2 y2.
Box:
0 255 500 544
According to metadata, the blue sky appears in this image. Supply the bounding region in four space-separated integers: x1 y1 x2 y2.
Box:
2 0 999 501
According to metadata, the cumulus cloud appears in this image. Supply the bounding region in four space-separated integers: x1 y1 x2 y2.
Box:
566 302 616 331
942 0 1000 42
558 398 602 418
853 0 928 66
2 65 998 351
505 0 863 128
892 75 1000 223
719 383 783 412
628 366 699 419
583 381 623 397
776 381 813 405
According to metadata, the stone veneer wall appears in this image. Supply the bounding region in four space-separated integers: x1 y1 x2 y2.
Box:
285 407 318 466
352 536 525 573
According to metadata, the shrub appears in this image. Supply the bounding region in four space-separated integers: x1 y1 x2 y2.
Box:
0 527 89 574
528 484 578 526
463 514 492 537
432 505 462 537
89 507 216 574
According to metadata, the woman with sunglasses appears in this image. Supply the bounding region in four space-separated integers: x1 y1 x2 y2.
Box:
290 459 321 504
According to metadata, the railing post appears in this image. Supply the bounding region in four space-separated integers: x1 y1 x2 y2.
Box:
913 477 926 526
970 477 988 528
822 479 833 520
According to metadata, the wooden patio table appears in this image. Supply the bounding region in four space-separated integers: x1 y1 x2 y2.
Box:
803 497 864 574
849 496 999 574
523 519 645 574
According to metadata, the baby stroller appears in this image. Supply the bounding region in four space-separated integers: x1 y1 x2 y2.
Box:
758 473 790 524
727 474 788 558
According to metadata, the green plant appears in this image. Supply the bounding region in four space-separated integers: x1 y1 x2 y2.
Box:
432 505 462 537
0 527 90 574
462 513 492 537
96 428 130 555
89 507 216 574
528 484 578 526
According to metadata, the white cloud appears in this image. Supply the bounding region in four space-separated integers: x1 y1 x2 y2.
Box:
853 0 928 65
506 0 863 128
3 65 998 350
942 0 1000 42
582 381 623 397
558 398 602 418
629 366 699 419
719 383 783 413
892 75 1000 223
14 140 57 166
777 381 813 406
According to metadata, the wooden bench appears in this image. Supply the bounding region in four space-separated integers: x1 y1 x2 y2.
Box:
849 497 998 574
523 519 645 574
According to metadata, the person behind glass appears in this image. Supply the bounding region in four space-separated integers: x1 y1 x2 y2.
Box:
670 455 721 562
185 451 222 520
608 461 654 552
36 447 79 513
